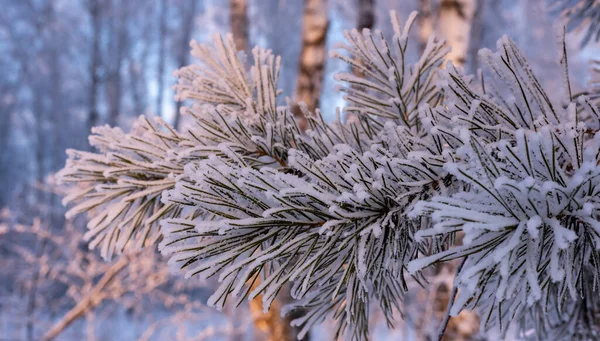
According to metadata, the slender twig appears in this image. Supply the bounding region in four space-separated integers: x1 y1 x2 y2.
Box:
42 254 131 341
435 257 467 341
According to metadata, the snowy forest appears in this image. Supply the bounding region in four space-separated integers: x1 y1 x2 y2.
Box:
2 0 600 340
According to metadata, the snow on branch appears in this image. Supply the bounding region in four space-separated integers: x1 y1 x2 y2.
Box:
157 11 456 339
58 116 185 259
331 11 448 129
57 8 600 341
410 34 600 338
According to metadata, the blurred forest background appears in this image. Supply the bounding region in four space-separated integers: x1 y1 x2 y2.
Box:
0 0 599 340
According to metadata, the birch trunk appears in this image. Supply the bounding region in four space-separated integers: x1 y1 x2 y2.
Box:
428 2 481 339
437 0 476 68
294 0 329 118
418 0 434 53
287 1 330 332
230 0 249 53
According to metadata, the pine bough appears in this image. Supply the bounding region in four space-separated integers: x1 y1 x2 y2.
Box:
58 11 600 340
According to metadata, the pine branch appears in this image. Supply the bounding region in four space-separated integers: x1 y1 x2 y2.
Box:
409 34 600 337
58 116 185 259
56 7 600 341
331 11 448 129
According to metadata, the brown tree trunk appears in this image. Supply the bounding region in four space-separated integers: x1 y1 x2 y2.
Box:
286 1 330 334
294 0 329 121
432 260 480 340
248 279 293 341
230 0 248 53
357 0 375 31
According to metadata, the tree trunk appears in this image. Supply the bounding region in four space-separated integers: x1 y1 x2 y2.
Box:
26 3 58 335
129 21 150 118
418 0 434 54
419 2 481 339
87 0 101 132
230 0 248 53
106 0 128 127
432 260 480 341
129 56 147 117
28 92 46 341
156 0 167 118
48 27 66 230
248 279 293 341
0 83 15 208
294 0 329 120
467 0 484 73
285 0 331 335
228 2 294 340
437 0 476 68
351 0 375 78
357 0 375 31
173 0 197 130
